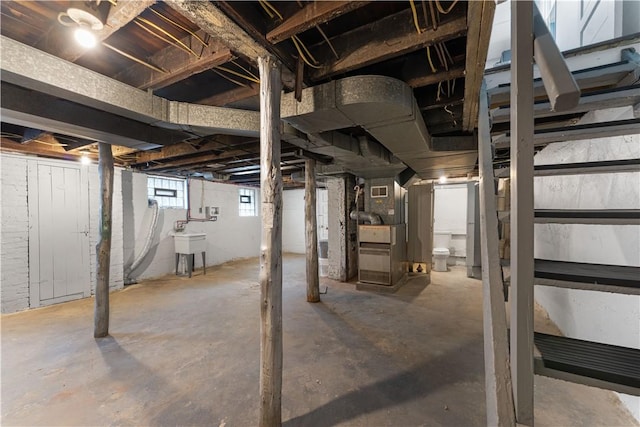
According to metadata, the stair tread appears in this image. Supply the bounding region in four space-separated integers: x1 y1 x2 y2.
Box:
534 332 640 389
534 259 640 288
535 209 640 219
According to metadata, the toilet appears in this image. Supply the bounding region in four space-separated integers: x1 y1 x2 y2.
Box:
433 231 452 272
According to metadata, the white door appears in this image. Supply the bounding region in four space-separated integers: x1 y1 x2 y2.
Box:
28 160 91 307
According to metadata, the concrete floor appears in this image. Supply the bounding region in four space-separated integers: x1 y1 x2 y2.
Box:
1 254 637 426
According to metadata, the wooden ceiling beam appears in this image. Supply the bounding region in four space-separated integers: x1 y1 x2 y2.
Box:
0 136 99 161
461 0 496 132
140 147 260 171
165 0 296 88
266 1 371 44
133 136 255 163
37 0 155 62
197 83 260 107
310 11 467 81
113 34 234 90
406 65 465 89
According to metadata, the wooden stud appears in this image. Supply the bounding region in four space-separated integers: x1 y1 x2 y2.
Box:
258 55 283 427
305 159 320 303
94 142 114 338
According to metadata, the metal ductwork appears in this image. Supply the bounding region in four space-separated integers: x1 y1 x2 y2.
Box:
282 76 478 179
350 210 383 225
281 124 405 178
0 36 260 147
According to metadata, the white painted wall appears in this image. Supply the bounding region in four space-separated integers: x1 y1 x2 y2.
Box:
433 183 467 258
127 173 261 281
486 0 640 69
1 154 30 313
283 189 306 254
533 107 640 420
282 188 330 254
0 153 124 313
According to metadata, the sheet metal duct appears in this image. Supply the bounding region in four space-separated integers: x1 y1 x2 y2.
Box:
282 76 478 179
0 36 260 145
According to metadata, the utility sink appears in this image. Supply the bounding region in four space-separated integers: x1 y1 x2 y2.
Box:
174 233 207 254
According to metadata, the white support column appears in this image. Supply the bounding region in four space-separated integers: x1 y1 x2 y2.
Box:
510 1 535 425
258 55 283 427
478 83 516 427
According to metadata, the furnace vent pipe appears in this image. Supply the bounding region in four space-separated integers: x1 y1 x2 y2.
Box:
350 210 383 225
125 199 159 283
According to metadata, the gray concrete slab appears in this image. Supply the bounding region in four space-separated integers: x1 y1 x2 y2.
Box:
1 255 637 426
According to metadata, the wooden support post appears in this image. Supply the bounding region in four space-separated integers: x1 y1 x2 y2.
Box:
478 83 516 427
94 142 114 338
305 159 320 303
510 1 535 425
258 55 283 427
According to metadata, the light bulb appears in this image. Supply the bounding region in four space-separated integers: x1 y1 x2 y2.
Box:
74 27 97 48
80 154 91 165
439 176 447 184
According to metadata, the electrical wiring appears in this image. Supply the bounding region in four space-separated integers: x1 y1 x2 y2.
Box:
135 17 200 57
147 7 208 47
261 0 284 21
103 42 166 73
211 68 250 88
291 36 322 68
214 65 260 84
231 60 260 81
315 25 339 59
409 0 423 33
435 0 459 15
426 45 437 73
259 0 322 68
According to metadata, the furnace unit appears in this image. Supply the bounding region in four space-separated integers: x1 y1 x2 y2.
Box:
358 224 406 286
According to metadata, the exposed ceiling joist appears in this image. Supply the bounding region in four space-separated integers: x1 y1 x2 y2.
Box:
0 136 99 162
461 0 496 132
164 0 295 88
406 65 465 89
266 1 370 44
310 11 467 81
37 0 156 62
197 84 260 107
114 35 235 90
133 135 255 163
140 147 258 171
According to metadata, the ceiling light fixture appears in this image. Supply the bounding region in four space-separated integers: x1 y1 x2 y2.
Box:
74 26 97 48
80 154 92 165
439 176 447 184
58 1 111 48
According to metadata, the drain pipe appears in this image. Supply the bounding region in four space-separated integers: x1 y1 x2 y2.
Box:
125 199 159 284
350 210 383 225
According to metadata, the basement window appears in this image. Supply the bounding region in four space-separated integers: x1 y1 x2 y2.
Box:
239 188 257 217
148 176 187 208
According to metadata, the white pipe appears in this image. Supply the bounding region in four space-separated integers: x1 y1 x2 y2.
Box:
125 199 159 282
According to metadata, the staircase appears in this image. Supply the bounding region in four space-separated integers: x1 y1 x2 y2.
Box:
478 40 640 426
